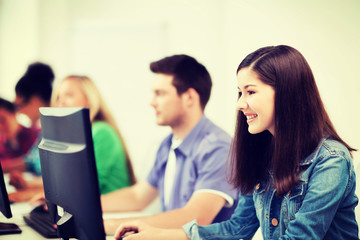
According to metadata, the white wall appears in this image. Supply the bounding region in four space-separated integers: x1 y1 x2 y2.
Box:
1 0 360 224
0 0 40 97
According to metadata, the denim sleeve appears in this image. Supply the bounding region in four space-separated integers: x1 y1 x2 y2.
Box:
182 194 259 240
280 153 356 239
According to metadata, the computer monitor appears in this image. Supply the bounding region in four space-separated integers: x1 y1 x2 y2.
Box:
38 107 105 240
0 161 22 234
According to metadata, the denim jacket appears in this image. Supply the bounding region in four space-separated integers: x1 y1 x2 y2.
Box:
183 139 359 239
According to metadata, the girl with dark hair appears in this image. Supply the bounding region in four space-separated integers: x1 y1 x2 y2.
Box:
14 62 54 128
6 62 55 201
113 45 358 239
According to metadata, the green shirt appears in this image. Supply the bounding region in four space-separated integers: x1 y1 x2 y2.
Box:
92 121 131 194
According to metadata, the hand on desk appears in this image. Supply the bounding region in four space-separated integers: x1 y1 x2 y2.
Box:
113 221 150 240
29 192 46 206
104 214 153 234
113 221 188 240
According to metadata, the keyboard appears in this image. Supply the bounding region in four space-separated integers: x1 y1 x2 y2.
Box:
23 205 58 238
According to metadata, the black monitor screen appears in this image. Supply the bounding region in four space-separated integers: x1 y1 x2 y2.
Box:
38 107 105 240
0 161 21 234
0 162 11 219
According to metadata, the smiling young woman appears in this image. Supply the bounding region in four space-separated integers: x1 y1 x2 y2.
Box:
114 45 358 240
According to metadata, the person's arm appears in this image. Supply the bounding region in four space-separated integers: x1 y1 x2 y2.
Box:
9 171 43 189
101 180 158 212
8 187 44 202
7 171 44 202
114 221 189 240
114 194 260 240
1 157 27 173
24 175 43 188
105 191 226 234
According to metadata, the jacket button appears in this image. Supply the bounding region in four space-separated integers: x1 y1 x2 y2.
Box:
271 218 278 226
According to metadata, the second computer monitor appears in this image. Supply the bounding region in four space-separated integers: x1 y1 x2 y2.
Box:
38 107 105 240
0 161 22 234
0 162 11 219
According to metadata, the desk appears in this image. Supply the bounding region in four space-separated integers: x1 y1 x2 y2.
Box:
1 202 48 240
0 202 115 240
2 201 263 239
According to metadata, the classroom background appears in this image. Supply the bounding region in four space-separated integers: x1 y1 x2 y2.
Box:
0 0 359 217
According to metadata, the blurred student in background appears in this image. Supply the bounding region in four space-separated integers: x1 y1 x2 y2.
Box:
14 62 54 129
13 74 135 203
6 62 55 201
0 97 38 170
50 75 136 194
11 62 55 175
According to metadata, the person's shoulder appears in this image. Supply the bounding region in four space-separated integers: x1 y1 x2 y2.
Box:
92 121 116 137
301 139 355 183
92 121 112 129
306 138 353 170
200 117 232 144
320 139 351 159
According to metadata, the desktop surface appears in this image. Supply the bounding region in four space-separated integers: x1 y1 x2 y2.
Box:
0 202 115 240
1 171 156 240
2 199 267 239
0 202 47 240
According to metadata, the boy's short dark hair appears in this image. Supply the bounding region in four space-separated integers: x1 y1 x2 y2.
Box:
150 54 212 110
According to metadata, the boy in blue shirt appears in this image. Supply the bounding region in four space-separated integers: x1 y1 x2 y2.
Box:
102 55 237 233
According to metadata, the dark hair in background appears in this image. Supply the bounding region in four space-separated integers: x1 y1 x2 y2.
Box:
229 45 356 196
0 98 16 113
150 54 212 110
15 62 55 104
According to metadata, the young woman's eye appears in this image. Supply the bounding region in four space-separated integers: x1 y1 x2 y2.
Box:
238 92 242 99
248 91 255 95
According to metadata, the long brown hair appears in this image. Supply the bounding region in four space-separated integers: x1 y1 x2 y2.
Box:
229 45 356 196
51 75 136 184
